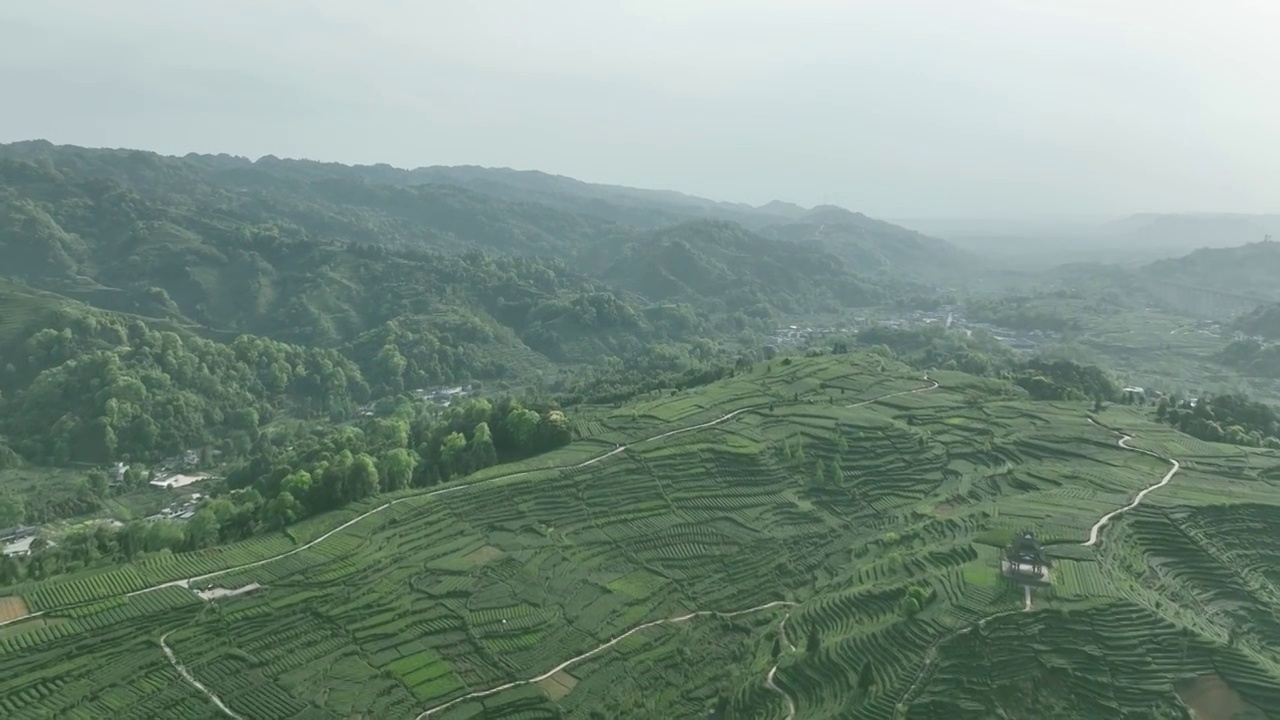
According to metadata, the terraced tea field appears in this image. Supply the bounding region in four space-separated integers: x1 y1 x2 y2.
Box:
4 355 1280 719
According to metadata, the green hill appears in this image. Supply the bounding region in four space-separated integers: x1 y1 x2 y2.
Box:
1234 302 1280 340
758 204 974 281
586 220 886 315
1 354 1278 718
0 140 959 293
0 142 968 430
1143 241 1280 303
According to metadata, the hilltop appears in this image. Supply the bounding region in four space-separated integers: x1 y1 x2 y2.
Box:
1140 240 1280 303
1 353 1279 719
0 141 959 366
583 220 887 315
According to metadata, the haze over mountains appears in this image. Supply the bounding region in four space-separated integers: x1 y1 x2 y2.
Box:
897 213 1280 268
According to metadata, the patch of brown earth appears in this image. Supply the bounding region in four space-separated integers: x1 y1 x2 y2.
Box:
1176 673 1265 720
463 545 505 565
536 670 578 701
0 595 28 623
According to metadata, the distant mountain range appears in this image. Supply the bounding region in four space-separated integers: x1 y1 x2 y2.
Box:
899 212 1280 268
0 140 967 400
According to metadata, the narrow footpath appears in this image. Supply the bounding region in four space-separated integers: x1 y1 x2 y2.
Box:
416 602 798 719
1082 426 1181 546
160 631 244 719
894 416 1182 714
414 381 940 720
764 610 799 720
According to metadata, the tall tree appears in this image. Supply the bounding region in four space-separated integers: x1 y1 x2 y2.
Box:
379 448 417 492
806 625 821 654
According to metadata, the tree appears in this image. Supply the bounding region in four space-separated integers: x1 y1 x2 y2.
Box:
371 418 409 450
379 448 417 491
806 624 821 654
346 453 380 501
87 469 110 498
281 470 313 505
185 508 220 549
537 410 572 450
468 422 498 469
264 490 303 529
858 660 876 695
899 596 922 617
439 432 468 476
505 407 541 453
0 493 24 528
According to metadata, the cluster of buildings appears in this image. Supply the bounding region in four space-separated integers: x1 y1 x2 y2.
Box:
768 305 1056 355
412 385 471 406
1 525 37 557
358 384 475 417
146 493 205 522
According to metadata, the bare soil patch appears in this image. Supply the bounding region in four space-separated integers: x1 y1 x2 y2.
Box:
463 544 505 565
195 583 263 601
0 596 29 623
536 670 578 701
1176 673 1265 720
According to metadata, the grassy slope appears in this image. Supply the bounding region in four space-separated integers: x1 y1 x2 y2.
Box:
1 356 1279 719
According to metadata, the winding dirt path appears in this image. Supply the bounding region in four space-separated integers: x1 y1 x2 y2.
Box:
121 380 941 719
415 601 797 719
412 381 938 720
160 630 244 719
894 416 1182 714
764 611 799 720
1082 426 1181 546
847 379 939 409
133 400 764 593
123 380 935 600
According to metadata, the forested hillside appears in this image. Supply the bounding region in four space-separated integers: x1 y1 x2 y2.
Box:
1234 303 1280 340
1142 241 1280 301
0 141 966 513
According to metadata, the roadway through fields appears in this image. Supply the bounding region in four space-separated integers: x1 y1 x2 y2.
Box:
894 415 1183 715
148 380 942 719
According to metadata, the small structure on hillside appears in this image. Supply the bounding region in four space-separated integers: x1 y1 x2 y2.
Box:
1001 530 1051 585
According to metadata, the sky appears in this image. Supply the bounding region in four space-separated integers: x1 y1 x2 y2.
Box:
1 0 1278 218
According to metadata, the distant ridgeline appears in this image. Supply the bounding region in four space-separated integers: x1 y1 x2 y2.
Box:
1140 241 1280 315
0 142 974 441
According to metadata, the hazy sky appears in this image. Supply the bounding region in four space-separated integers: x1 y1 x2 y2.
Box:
2 1 1278 218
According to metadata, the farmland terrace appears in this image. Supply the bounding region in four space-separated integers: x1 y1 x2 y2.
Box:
3 354 1280 719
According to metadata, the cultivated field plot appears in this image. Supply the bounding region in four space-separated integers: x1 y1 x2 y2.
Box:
4 355 1280 719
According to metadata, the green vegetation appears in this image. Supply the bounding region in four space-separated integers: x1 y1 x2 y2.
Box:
1158 393 1280 448
1233 302 1280 340
854 324 1118 401
9 141 1280 719
1143 240 1280 301
965 293 1083 332
1 354 1278 719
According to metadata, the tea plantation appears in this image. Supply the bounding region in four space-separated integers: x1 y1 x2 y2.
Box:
3 354 1280 719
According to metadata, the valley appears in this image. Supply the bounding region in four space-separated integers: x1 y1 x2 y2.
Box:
3 143 1280 720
